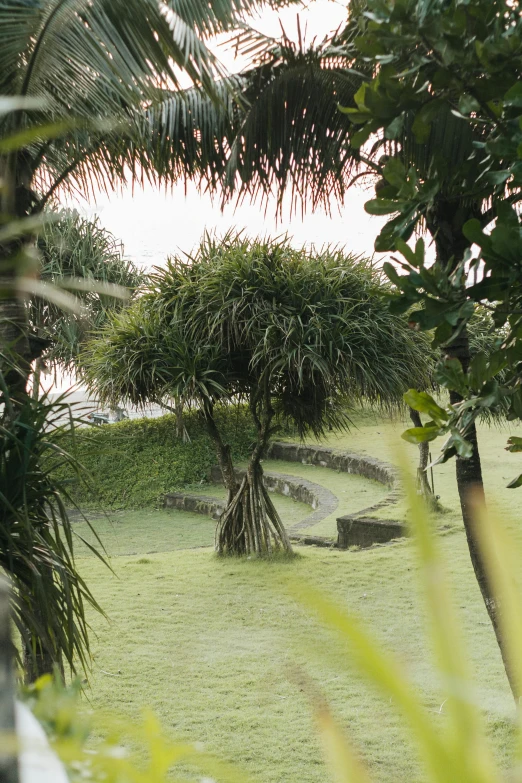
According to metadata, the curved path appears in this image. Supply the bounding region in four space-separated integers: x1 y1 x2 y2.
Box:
164 441 405 549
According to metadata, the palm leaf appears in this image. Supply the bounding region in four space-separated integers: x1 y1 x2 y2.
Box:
0 384 108 676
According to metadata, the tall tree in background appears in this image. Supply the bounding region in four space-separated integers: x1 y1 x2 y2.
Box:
333 0 522 700
30 210 143 395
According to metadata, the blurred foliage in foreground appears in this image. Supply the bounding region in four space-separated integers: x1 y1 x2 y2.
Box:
26 458 522 782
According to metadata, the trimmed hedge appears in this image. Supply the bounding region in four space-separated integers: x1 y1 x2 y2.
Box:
56 407 257 509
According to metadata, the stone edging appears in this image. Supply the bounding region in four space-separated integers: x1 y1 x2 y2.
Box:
164 440 405 549
265 442 405 548
207 465 338 530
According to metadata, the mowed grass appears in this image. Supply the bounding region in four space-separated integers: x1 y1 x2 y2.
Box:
76 409 522 783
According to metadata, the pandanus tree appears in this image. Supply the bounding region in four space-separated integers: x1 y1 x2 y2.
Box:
29 210 144 395
84 234 433 556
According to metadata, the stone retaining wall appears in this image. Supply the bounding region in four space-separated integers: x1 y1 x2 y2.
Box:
164 440 406 550
264 442 405 548
208 466 338 529
164 493 223 519
265 441 396 487
337 517 404 549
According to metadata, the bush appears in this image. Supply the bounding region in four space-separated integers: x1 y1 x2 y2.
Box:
55 406 257 509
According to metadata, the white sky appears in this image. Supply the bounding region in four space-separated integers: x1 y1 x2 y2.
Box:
70 0 394 271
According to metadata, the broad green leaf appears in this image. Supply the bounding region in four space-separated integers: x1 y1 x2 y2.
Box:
382 157 407 190
485 170 511 185
395 239 418 267
458 94 480 114
337 106 372 124
435 358 468 396
353 83 368 110
462 219 486 246
469 352 488 390
364 199 404 216
383 261 404 286
506 473 522 488
504 81 522 107
351 124 376 147
403 389 449 422
450 429 473 459
374 213 418 252
411 99 446 143
402 426 440 444
384 114 405 139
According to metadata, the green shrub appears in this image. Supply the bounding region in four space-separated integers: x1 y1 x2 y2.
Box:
54 406 257 509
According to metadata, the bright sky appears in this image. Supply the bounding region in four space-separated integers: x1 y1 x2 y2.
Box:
71 0 392 272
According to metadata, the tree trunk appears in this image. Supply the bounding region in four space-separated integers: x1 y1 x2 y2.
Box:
427 201 519 699
204 396 293 557
409 407 438 508
202 402 238 502
448 334 519 699
215 452 293 557
31 357 43 400
0 292 32 408
174 395 190 442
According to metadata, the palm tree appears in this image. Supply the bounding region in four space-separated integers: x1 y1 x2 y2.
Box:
30 209 144 394
0 0 293 680
0 0 296 400
84 234 433 557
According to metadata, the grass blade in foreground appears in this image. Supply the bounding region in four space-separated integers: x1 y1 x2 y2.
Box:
287 456 519 783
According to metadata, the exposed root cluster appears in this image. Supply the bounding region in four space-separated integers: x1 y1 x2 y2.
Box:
216 466 293 556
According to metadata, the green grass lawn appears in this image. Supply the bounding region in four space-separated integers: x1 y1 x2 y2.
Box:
76 408 522 783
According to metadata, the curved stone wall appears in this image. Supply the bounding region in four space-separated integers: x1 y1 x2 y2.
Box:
164 440 405 549
265 442 404 548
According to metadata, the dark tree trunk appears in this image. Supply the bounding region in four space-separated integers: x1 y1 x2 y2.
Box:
448 333 519 698
202 401 238 502
204 395 292 557
174 395 190 442
426 200 519 699
0 292 32 407
175 396 184 440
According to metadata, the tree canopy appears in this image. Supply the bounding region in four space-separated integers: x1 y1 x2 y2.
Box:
85 234 433 555
31 210 144 379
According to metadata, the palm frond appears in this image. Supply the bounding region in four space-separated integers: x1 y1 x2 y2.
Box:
222 29 366 212
166 0 304 37
0 385 107 675
29 209 144 374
